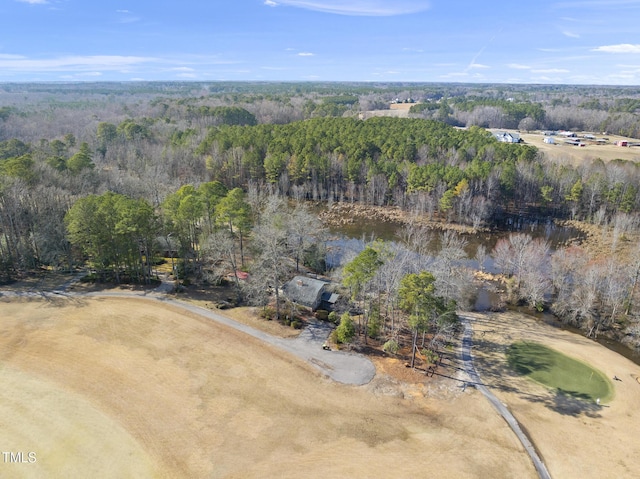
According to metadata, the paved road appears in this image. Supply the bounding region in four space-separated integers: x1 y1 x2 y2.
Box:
460 315 552 479
0 282 376 386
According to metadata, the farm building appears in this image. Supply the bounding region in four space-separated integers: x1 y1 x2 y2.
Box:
282 276 338 311
494 132 521 143
559 131 577 138
616 140 629 147
543 137 555 144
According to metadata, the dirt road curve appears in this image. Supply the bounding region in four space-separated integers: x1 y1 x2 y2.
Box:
0 287 376 386
460 315 552 479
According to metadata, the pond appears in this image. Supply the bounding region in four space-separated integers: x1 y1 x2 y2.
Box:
326 213 583 273
324 210 640 366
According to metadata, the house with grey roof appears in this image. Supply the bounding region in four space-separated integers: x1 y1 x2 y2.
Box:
494 131 521 143
282 276 337 311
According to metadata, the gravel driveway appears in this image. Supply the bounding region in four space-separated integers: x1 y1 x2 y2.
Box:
1 283 376 386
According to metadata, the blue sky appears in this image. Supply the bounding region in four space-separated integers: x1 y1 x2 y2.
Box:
1 0 640 84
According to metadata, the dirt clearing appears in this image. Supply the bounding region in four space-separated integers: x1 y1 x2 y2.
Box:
0 297 534 478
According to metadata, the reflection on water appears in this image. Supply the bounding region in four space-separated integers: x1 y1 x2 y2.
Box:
324 211 640 366
326 213 583 273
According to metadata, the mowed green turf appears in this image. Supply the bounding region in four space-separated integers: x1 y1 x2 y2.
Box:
506 341 613 402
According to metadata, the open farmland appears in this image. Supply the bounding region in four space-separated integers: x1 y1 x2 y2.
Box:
0 297 534 479
510 131 640 164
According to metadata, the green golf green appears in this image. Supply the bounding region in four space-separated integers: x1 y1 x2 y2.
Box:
506 341 613 402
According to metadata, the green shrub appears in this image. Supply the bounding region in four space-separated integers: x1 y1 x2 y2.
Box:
260 306 276 320
367 305 381 339
382 339 399 355
335 313 356 344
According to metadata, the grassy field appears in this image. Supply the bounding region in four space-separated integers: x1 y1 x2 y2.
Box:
0 297 534 479
3 292 639 478
469 310 640 479
506 341 613 402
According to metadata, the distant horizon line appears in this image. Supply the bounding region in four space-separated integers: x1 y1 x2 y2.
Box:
1 80 639 88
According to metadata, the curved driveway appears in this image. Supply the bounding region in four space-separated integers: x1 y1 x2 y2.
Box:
460 314 552 479
0 285 376 386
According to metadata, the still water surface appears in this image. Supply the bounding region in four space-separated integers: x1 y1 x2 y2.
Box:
326 213 640 365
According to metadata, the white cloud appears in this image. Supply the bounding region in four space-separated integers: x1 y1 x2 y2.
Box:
116 9 130 13
563 31 580 38
440 72 470 78
16 0 48 4
508 63 532 70
171 67 195 72
532 68 570 74
265 0 430 16
555 1 640 9
593 44 640 53
118 17 141 24
0 55 157 72
470 63 490 69
297 52 315 56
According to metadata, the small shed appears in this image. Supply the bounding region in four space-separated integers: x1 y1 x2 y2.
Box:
559 131 577 138
543 137 555 144
282 276 330 311
226 271 249 282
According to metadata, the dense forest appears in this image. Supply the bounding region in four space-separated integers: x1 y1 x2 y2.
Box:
1 81 640 350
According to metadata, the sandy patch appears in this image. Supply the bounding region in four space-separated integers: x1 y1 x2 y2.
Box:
0 297 535 478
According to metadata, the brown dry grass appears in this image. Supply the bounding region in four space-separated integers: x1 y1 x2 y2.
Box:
517 131 640 164
389 103 415 110
467 310 640 479
0 297 534 479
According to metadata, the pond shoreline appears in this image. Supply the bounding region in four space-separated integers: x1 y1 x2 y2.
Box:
319 202 485 234
318 201 640 363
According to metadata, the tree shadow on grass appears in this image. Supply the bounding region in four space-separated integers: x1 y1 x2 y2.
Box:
506 342 554 375
550 389 602 418
471 335 603 418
